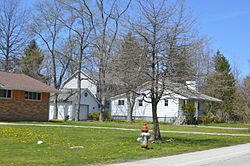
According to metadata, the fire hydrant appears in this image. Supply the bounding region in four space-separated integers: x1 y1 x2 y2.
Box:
137 123 150 149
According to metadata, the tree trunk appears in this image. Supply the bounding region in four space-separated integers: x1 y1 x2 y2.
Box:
75 70 81 121
126 92 135 123
127 98 132 123
152 99 161 141
99 96 106 122
53 94 58 119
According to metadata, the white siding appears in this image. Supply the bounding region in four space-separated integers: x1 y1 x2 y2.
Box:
111 97 128 117
70 90 99 120
49 105 54 120
111 95 180 121
80 91 99 114
49 103 72 120
110 84 212 122
157 98 179 118
133 97 152 117
63 73 97 96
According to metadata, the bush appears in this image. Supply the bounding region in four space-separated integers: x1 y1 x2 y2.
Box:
104 110 111 121
88 112 100 121
199 114 208 124
199 112 220 124
182 104 196 124
88 110 111 121
64 115 69 121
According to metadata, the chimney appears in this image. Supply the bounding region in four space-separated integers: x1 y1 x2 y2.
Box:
186 81 197 91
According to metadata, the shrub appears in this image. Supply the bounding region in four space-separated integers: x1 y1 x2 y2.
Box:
199 112 220 124
64 115 69 121
198 114 208 124
104 110 111 121
182 104 196 124
88 112 100 121
88 110 111 121
208 112 220 123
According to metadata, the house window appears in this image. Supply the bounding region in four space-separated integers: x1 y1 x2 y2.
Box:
84 92 88 97
138 100 143 106
164 99 168 106
0 89 11 98
105 100 110 108
118 100 124 105
25 92 41 101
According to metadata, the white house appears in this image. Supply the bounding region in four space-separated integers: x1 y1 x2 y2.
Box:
49 88 100 120
62 70 98 96
49 71 100 120
111 81 221 122
49 70 117 120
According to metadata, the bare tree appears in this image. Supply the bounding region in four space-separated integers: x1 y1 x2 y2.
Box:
31 0 72 119
90 0 131 122
190 37 213 89
129 0 196 141
239 76 250 122
0 0 28 71
57 0 95 121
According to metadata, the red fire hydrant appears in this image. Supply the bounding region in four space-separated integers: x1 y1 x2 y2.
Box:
137 123 150 149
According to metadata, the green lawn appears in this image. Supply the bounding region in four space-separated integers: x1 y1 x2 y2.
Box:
200 123 250 128
6 120 250 135
0 124 250 166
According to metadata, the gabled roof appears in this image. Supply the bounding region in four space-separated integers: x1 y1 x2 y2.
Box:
111 81 222 102
0 71 58 93
62 70 123 88
62 70 97 88
167 82 221 102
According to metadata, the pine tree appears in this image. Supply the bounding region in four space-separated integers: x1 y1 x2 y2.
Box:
166 47 195 83
205 50 240 122
20 40 44 80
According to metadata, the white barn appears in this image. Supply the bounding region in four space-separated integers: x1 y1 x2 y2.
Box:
111 81 221 122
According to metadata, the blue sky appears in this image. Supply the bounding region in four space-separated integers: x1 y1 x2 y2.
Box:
24 0 250 78
186 0 250 78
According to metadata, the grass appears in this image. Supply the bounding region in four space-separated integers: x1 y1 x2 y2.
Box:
5 120 250 135
200 123 250 128
0 125 250 166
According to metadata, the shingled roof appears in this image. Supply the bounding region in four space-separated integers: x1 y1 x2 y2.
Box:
0 71 58 93
111 81 222 102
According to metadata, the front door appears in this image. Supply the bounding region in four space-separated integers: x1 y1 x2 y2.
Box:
79 105 89 120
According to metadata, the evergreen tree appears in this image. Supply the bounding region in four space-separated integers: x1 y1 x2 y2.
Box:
166 47 195 83
20 40 44 80
205 50 240 122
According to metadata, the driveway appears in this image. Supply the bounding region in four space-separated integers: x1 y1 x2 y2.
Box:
106 143 250 166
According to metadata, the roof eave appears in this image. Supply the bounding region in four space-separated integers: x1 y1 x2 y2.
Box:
0 86 59 93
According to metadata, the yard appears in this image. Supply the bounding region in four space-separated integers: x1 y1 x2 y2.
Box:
7 120 250 134
0 122 250 166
